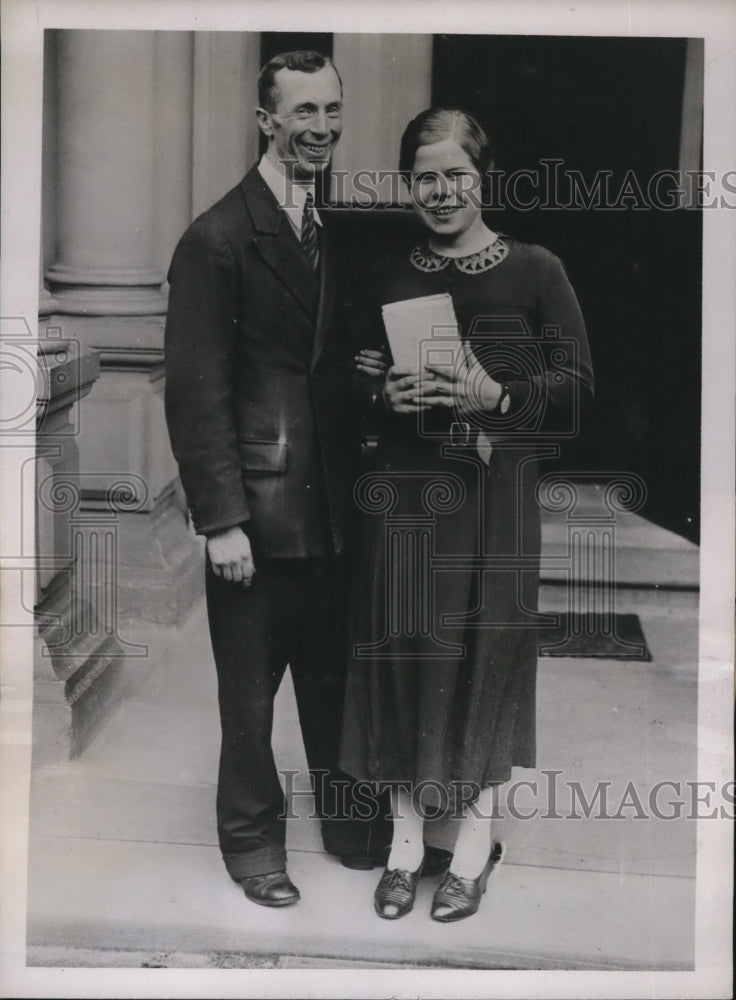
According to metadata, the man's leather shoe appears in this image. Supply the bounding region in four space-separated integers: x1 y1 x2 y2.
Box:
239 870 300 907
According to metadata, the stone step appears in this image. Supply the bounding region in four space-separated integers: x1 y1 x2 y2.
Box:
540 481 698 588
26 837 694 971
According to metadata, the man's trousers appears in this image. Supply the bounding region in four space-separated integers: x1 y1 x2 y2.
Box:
205 554 385 880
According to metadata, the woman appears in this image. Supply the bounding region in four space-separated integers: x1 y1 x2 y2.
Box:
340 108 594 922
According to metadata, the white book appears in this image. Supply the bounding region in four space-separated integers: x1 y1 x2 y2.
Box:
381 293 464 373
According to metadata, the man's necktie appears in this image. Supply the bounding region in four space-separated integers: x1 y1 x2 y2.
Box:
301 192 320 270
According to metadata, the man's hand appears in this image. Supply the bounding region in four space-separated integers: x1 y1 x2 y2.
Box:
207 526 255 586
355 347 389 378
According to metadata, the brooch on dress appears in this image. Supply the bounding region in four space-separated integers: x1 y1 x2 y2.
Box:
409 237 510 274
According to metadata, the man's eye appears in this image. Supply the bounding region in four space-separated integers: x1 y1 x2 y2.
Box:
295 108 312 119
326 106 342 118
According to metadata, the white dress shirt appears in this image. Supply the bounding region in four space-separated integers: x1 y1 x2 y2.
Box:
257 154 322 239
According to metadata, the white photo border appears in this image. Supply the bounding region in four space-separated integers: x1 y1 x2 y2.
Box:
1 1 733 998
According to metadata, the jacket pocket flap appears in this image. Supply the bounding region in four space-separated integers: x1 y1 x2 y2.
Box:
238 439 287 473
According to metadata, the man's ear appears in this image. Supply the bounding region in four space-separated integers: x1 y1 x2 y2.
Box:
256 107 274 139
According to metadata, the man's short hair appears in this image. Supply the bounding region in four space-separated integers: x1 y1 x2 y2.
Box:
258 50 342 112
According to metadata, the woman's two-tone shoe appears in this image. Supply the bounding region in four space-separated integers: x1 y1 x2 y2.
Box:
374 860 424 919
430 841 505 922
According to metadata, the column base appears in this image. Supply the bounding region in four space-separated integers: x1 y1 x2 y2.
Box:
49 286 168 317
33 585 126 765
32 497 203 764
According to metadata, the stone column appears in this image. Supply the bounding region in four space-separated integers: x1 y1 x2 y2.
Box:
40 31 58 320
44 30 202 626
47 31 167 317
191 32 261 218
330 34 433 205
153 32 195 285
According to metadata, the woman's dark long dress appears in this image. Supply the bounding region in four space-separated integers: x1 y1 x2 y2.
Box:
339 236 594 809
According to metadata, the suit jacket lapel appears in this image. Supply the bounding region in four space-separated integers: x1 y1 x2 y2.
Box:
241 168 319 321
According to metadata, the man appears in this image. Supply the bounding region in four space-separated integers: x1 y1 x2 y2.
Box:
164 50 386 907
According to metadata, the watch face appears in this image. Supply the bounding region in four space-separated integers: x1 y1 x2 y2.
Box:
500 391 511 414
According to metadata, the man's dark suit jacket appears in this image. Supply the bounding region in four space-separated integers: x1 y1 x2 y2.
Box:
164 166 360 559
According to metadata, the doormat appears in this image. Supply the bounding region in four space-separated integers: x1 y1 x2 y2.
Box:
538 613 652 661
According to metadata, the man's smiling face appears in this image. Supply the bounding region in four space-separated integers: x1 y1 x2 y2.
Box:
260 65 343 181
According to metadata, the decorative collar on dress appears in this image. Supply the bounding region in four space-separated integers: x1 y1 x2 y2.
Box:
409 235 510 274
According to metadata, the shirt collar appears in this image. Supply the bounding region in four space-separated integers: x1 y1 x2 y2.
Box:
257 154 322 234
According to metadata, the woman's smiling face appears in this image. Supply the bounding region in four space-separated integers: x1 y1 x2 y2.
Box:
409 137 484 245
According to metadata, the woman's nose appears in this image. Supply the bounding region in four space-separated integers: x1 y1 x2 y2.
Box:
426 175 448 203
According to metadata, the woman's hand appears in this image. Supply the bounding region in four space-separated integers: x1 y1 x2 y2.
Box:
355 348 389 378
383 367 436 413
422 344 502 415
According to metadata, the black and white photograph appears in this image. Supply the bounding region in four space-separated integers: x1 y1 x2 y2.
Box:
0 1 733 997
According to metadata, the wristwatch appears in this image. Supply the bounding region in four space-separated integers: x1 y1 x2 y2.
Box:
494 384 511 415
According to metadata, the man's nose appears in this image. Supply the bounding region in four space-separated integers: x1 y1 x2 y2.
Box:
309 109 329 135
